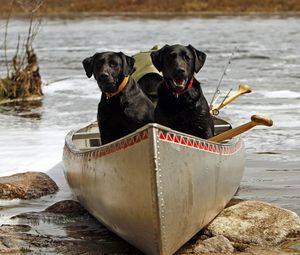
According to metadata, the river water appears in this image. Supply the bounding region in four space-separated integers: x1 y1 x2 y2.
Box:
0 15 299 219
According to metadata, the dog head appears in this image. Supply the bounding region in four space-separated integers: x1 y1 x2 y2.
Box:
82 52 135 94
151 44 206 92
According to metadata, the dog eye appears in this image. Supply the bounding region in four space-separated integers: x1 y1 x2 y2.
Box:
96 59 104 67
109 61 117 67
170 52 177 59
183 54 190 61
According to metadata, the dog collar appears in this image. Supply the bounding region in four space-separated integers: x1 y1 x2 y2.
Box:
105 76 129 99
165 78 194 98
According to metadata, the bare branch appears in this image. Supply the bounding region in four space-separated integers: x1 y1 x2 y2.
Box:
29 18 42 45
16 0 44 13
3 0 15 77
19 13 42 69
13 34 21 72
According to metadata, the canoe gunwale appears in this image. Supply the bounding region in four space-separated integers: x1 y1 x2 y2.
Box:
65 122 241 155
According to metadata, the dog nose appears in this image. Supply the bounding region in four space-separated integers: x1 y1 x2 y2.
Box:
100 72 109 79
177 68 185 74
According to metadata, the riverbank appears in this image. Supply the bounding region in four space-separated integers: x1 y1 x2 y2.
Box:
0 0 300 18
1 11 300 19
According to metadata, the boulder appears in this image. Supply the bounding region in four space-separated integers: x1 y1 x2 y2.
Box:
206 200 300 246
12 200 92 222
45 200 89 217
0 171 58 199
193 235 234 254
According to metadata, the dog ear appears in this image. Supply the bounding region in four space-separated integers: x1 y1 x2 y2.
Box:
151 44 169 72
82 55 95 78
188 45 206 73
118 52 135 76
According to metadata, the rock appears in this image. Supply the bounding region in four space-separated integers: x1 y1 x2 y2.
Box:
3 199 300 255
243 246 297 255
11 200 92 225
280 238 300 254
45 200 89 217
0 171 58 199
206 200 300 246
193 235 234 254
0 224 31 233
12 200 91 219
0 235 30 254
0 224 32 253
225 197 244 208
4 200 143 254
0 224 63 254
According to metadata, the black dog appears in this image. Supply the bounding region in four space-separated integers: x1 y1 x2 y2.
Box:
151 44 214 139
83 52 154 144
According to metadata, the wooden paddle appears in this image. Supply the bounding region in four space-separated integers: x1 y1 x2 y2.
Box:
211 84 252 115
209 115 273 143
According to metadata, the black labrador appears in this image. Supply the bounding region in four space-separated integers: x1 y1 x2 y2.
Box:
83 52 154 144
151 44 214 139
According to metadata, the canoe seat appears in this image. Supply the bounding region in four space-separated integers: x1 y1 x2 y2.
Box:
73 132 100 140
214 124 232 135
72 132 101 148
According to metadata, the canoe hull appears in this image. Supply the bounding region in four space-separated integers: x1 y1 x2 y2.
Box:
63 123 245 255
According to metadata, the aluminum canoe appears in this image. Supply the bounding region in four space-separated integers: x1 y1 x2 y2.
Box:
63 118 245 255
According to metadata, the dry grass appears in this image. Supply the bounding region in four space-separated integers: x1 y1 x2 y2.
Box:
0 0 300 14
0 49 43 101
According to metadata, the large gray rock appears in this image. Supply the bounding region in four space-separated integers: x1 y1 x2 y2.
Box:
0 171 58 199
206 200 300 246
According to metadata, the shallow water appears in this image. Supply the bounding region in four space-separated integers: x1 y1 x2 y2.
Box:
0 15 299 218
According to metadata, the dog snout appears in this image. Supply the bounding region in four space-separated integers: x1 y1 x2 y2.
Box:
99 72 109 79
177 67 185 75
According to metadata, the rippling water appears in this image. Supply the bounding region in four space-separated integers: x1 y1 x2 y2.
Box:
0 15 299 214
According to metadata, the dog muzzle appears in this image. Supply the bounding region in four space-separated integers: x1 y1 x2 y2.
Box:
165 78 193 98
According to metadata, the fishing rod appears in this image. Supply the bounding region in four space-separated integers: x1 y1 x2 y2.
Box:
216 88 232 112
210 88 231 116
210 47 237 109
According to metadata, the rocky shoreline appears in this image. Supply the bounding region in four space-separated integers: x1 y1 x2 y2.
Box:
1 171 299 254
